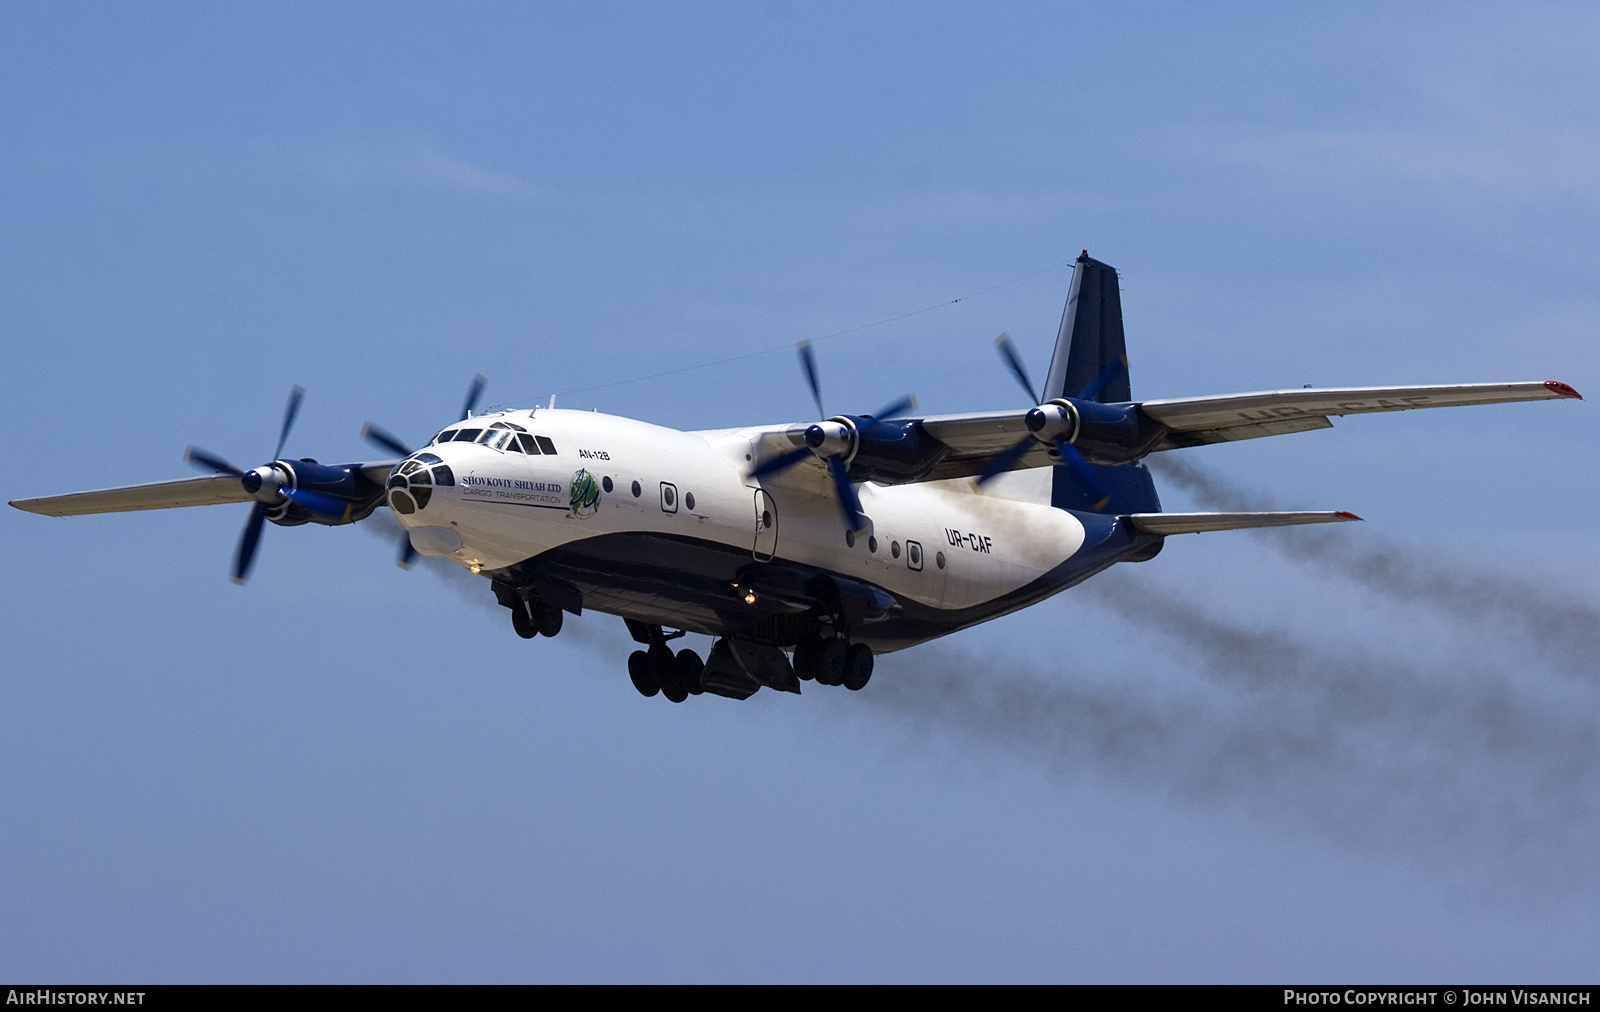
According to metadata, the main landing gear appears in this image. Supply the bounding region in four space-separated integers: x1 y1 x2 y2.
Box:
623 622 874 701
627 644 705 703
792 634 873 691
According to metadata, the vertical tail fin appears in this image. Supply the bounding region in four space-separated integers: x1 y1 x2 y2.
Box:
1041 252 1160 516
1042 251 1131 403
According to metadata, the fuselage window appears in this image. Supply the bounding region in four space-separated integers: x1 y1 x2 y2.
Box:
535 435 557 454
516 434 540 454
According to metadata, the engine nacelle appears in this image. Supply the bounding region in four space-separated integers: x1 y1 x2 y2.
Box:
1039 398 1168 465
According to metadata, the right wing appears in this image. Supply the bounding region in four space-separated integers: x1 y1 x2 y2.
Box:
1141 381 1580 450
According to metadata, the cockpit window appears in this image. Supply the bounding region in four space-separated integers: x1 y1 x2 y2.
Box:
481 430 512 450
453 428 483 442
516 434 540 454
535 435 557 454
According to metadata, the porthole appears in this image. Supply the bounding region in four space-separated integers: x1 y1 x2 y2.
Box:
845 530 855 548
762 510 772 529
891 541 901 559
868 536 878 553
631 480 642 498
389 490 416 515
684 492 696 511
907 540 923 571
660 482 678 513
936 551 945 569
602 476 613 493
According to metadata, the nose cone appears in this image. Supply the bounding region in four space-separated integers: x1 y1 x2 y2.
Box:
385 450 458 521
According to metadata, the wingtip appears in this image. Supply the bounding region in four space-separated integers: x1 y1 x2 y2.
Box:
1545 380 1583 400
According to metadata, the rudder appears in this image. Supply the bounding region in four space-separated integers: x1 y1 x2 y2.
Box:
1042 251 1130 403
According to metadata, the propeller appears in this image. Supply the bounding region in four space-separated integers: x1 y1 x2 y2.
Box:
183 385 341 584
360 374 487 568
975 335 1118 512
746 342 915 532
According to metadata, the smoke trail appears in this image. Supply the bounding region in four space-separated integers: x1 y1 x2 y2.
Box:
860 573 1600 892
1149 454 1600 675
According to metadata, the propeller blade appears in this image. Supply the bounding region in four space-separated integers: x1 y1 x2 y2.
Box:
184 446 245 477
995 333 1041 405
272 386 306 460
281 486 350 517
1075 357 1128 402
868 393 918 422
460 374 487 420
398 535 417 570
747 445 813 481
797 341 825 419
232 502 270 585
825 454 865 532
1054 435 1111 512
361 423 414 458
974 435 1038 486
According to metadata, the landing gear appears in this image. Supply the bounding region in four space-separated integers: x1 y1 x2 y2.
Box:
511 604 537 639
628 650 659 697
509 598 562 639
794 635 870 690
841 643 873 691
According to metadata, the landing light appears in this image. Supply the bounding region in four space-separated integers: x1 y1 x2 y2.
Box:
469 562 482 574
743 588 757 605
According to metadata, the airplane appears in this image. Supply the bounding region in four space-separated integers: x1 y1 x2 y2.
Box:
11 252 1583 703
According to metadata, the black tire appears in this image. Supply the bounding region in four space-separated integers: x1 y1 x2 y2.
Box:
815 638 847 686
676 649 705 695
535 603 564 637
650 644 687 702
510 604 537 639
792 635 824 681
627 650 659 697
842 643 873 691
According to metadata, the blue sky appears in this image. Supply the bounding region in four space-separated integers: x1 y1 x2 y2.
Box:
4 2 1600 982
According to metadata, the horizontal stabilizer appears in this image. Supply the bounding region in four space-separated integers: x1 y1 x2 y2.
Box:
1127 510 1361 535
10 474 252 516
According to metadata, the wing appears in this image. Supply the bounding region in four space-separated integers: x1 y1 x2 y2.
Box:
10 474 254 516
1142 380 1580 449
10 461 400 517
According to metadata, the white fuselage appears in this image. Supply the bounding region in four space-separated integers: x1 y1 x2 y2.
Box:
392 408 1088 641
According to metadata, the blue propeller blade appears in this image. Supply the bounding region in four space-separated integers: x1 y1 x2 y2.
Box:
460 374 487 420
1054 435 1111 512
398 536 417 570
867 393 917 422
994 333 1041 405
184 446 245 477
825 455 865 532
1075 357 1128 402
281 486 350 517
361 423 413 458
797 341 825 419
975 435 1038 486
232 502 269 585
272 386 306 460
747 445 813 481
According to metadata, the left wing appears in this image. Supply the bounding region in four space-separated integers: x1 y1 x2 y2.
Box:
11 461 400 517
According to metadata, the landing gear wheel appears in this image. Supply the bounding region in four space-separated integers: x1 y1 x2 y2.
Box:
815 638 848 686
534 603 563 637
792 635 824 681
842 643 874 691
628 650 659 697
676 649 704 695
651 644 687 703
510 604 537 639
